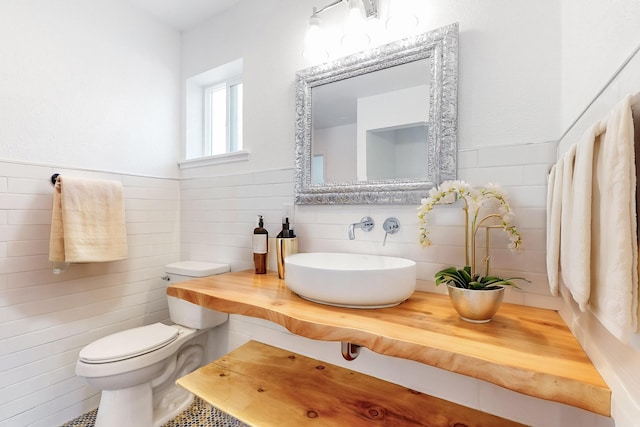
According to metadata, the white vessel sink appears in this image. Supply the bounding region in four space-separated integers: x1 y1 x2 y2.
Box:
284 253 416 308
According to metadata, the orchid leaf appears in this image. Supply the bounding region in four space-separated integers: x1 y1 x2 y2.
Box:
434 266 529 290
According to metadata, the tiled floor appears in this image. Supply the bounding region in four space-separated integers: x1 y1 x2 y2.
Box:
61 397 249 427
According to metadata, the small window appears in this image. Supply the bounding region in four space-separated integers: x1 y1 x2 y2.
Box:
204 78 243 156
183 58 246 165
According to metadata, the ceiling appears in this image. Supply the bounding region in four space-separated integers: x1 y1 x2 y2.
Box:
127 0 241 32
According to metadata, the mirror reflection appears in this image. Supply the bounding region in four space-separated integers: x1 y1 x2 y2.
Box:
311 59 430 184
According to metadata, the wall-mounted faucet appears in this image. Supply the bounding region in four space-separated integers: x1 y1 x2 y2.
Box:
348 216 374 240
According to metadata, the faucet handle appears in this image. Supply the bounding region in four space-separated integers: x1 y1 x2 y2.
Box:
360 216 374 232
383 217 400 234
382 217 400 246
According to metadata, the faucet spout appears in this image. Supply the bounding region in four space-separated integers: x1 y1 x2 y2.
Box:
348 216 374 240
348 223 357 240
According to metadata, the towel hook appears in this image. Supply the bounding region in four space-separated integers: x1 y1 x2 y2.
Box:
50 173 60 186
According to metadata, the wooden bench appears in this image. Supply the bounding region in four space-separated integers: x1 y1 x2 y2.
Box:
177 340 527 427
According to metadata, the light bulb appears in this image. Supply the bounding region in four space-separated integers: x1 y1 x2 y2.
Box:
346 0 365 26
342 0 370 52
303 13 329 63
345 0 364 28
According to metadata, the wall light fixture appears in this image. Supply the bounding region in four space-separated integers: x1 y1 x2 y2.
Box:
303 0 378 62
303 0 420 63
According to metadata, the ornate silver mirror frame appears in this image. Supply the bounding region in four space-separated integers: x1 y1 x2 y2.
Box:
294 22 458 205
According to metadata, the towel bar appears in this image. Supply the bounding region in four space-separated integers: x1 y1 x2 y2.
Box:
50 173 60 185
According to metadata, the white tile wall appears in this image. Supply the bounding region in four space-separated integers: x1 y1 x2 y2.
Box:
183 141 561 310
181 168 294 271
179 141 614 426
0 139 612 426
0 160 180 427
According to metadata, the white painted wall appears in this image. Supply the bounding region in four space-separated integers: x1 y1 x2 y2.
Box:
561 0 640 132
181 0 561 174
0 0 182 178
0 1 183 425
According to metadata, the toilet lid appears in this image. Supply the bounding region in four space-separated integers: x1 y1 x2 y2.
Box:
165 261 230 277
79 323 179 363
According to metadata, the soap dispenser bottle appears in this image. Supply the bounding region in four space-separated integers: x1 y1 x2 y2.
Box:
276 217 298 279
253 215 268 274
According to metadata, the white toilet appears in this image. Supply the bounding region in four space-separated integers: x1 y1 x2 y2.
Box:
76 261 230 427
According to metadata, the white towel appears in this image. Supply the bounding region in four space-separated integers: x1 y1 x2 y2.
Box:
546 158 564 296
559 144 577 296
49 176 128 263
589 95 638 343
566 123 602 311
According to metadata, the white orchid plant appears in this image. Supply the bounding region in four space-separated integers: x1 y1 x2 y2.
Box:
417 180 527 290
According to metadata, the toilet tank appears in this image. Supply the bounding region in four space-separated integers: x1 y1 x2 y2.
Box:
164 261 230 329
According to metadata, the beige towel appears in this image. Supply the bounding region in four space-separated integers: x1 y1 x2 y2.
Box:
589 95 638 343
49 176 128 263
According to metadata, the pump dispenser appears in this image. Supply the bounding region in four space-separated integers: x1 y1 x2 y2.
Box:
279 217 291 238
253 215 268 274
276 217 298 279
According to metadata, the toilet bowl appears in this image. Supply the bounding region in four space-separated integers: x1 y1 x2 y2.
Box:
75 261 230 427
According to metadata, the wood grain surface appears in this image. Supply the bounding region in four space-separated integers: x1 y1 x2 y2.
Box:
168 270 611 416
178 340 528 427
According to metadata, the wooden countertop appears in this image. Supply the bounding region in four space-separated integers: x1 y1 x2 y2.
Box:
167 270 611 416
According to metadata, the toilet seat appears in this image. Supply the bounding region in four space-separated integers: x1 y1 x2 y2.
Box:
79 323 179 364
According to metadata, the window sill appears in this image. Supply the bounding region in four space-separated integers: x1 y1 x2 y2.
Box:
179 150 250 169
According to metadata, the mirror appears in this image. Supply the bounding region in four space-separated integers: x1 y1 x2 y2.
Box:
294 23 458 204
